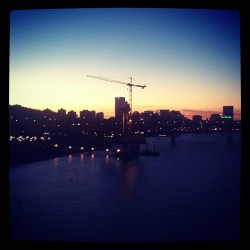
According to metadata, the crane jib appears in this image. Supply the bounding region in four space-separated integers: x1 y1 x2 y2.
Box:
86 74 146 114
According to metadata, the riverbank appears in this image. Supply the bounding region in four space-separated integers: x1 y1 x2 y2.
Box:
9 132 240 167
9 139 118 167
10 147 71 167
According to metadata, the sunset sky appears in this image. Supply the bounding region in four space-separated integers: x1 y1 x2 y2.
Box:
9 8 241 120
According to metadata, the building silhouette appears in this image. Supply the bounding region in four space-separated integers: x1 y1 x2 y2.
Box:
96 112 104 120
58 108 66 118
169 110 184 120
159 109 170 118
223 106 234 120
115 97 130 120
80 110 96 120
68 110 77 119
192 115 202 122
210 114 221 121
141 110 154 120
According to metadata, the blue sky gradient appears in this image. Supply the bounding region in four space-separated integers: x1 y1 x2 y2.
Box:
9 8 241 119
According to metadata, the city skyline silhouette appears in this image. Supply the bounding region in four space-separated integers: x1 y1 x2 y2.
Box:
5 3 245 249
9 8 241 121
9 101 241 121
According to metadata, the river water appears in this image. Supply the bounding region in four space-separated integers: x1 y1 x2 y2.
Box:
9 133 241 242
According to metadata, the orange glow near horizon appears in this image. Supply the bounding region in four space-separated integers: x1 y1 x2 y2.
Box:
11 103 241 121
10 9 241 121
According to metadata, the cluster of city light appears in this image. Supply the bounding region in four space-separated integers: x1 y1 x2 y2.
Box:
175 128 188 132
134 131 142 135
53 144 100 152
9 135 52 142
10 135 39 142
104 133 115 138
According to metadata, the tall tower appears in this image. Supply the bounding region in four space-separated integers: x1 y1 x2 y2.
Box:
115 97 130 136
223 106 234 120
115 97 130 120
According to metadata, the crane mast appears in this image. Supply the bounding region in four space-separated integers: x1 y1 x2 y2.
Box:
86 74 146 115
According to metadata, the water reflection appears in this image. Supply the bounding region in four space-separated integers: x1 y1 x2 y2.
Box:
105 155 109 163
124 163 137 191
10 134 241 242
119 161 139 203
53 157 59 169
68 154 72 164
80 154 84 161
53 157 58 164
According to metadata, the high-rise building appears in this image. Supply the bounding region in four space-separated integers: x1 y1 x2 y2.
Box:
115 97 130 120
223 106 234 120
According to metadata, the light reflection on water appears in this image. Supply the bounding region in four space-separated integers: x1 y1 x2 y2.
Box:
105 154 109 163
10 134 241 242
80 153 84 161
68 154 72 163
124 162 137 191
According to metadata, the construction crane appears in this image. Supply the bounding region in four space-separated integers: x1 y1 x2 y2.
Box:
86 74 146 115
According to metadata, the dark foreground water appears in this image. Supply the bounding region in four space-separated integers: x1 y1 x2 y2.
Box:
9 133 241 242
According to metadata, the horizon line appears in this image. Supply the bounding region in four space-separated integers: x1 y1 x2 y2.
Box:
9 103 241 121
